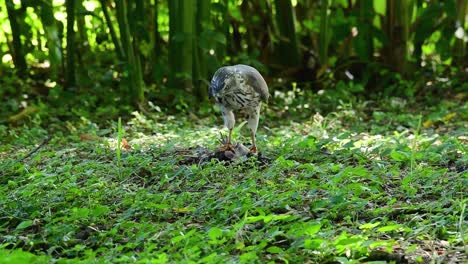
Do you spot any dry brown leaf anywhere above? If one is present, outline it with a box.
[121,138,131,150]
[80,133,99,142]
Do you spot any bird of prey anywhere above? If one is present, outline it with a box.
[209,64,269,153]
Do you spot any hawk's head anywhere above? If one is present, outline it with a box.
[208,67,230,100]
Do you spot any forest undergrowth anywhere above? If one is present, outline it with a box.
[1,87,466,263]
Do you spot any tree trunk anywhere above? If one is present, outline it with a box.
[318,0,329,66]
[99,0,124,60]
[76,2,89,47]
[116,0,128,57]
[37,0,62,80]
[151,0,162,64]
[168,0,180,88]
[66,0,76,89]
[274,0,300,67]
[453,0,467,68]
[222,0,230,60]
[412,1,441,66]
[5,0,27,76]
[168,0,194,91]
[179,0,195,90]
[115,0,144,105]
[75,0,89,69]
[133,0,149,78]
[194,0,210,99]
[215,0,229,60]
[154,0,161,55]
[383,0,413,75]
[354,0,374,61]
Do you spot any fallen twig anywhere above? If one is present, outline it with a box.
[17,135,52,162]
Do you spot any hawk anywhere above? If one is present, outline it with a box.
[209,64,269,153]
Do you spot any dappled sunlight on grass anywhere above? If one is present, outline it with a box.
[0,98,466,263]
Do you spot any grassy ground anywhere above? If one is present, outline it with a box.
[0,93,466,263]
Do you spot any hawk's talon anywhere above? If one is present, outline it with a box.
[220,143,235,152]
[249,146,258,154]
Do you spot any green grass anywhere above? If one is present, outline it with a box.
[0,95,466,263]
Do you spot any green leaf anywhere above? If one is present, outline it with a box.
[152,253,168,264]
[335,237,362,246]
[304,238,325,249]
[171,235,184,244]
[239,252,257,264]
[208,227,223,240]
[212,32,226,45]
[275,156,295,168]
[16,220,33,230]
[352,166,369,177]
[246,215,265,223]
[334,256,350,264]
[266,246,283,254]
[199,252,217,263]
[91,205,110,217]
[73,208,90,218]
[390,150,410,161]
[305,224,322,236]
[264,214,295,223]
[0,249,49,263]
[373,0,385,15]
[299,136,317,149]
[377,224,401,232]
[359,222,381,230]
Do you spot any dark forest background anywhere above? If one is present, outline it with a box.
[1,0,466,123]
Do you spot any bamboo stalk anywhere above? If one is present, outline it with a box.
[180,0,194,90]
[220,0,229,60]
[168,0,180,87]
[116,0,128,58]
[99,0,124,60]
[383,0,412,75]
[152,0,161,62]
[194,0,210,99]
[454,0,467,67]
[37,0,62,80]
[5,0,27,76]
[274,0,300,67]
[319,0,329,65]
[355,0,374,61]
[66,0,76,88]
[116,0,144,104]
[76,2,89,49]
